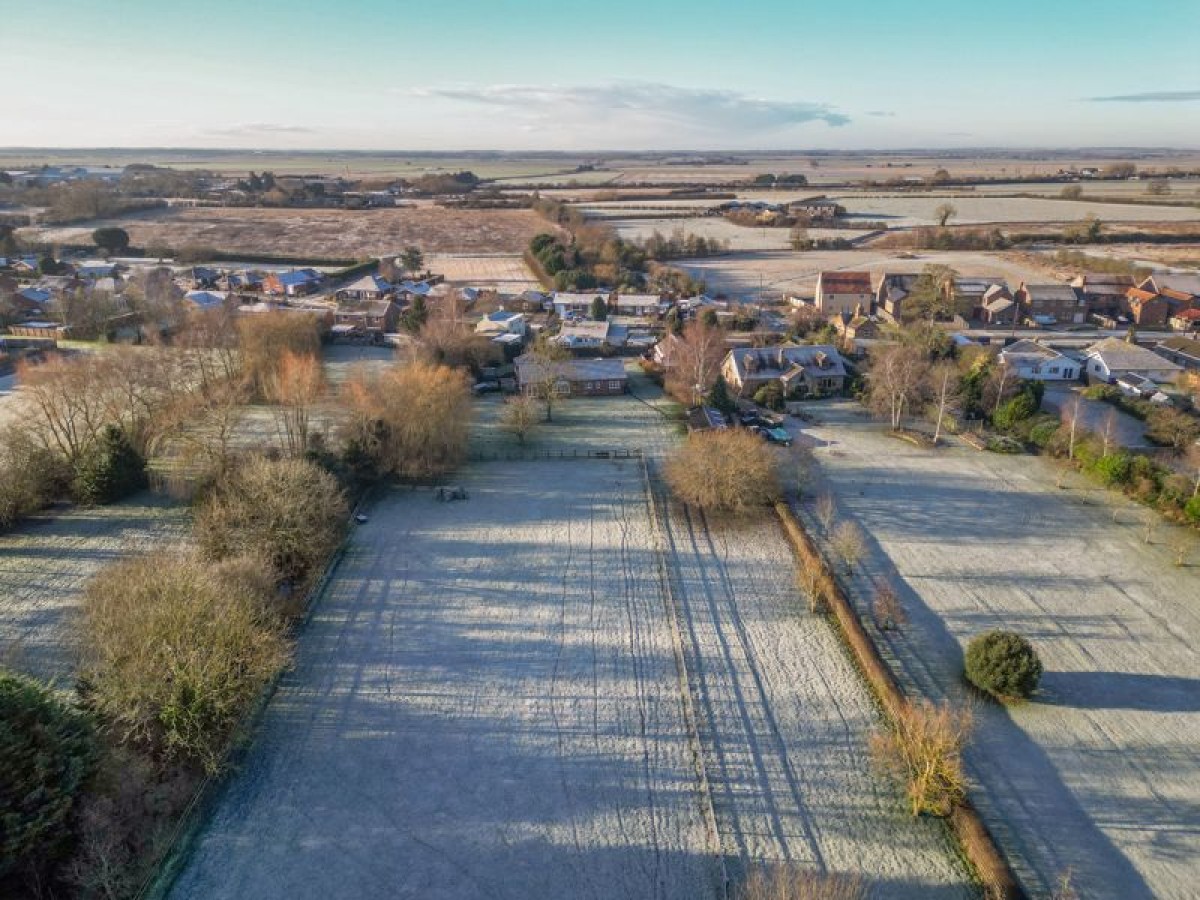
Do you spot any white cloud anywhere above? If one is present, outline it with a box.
[1087,90,1200,103]
[407,82,850,141]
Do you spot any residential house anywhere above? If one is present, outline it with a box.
[1014,282,1087,325]
[787,197,844,220]
[515,289,551,313]
[263,268,324,297]
[612,293,666,318]
[979,284,1016,326]
[553,291,610,318]
[514,354,628,396]
[474,310,527,338]
[338,274,393,303]
[998,339,1080,381]
[1122,287,1170,327]
[1155,335,1200,371]
[1168,308,1200,332]
[333,299,399,335]
[72,260,119,280]
[1083,336,1183,384]
[874,273,921,322]
[815,271,873,317]
[1129,274,1198,323]
[554,320,614,350]
[947,278,1001,319]
[721,344,847,399]
[1071,274,1134,319]
[184,290,228,311]
[832,306,879,341]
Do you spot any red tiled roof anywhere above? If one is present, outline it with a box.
[818,271,872,291]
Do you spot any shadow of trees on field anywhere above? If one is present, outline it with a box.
[1039,671,1200,713]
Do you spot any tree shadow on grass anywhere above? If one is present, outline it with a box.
[1038,671,1200,713]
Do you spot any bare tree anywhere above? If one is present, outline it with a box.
[1062,393,1084,461]
[665,318,726,405]
[873,578,908,631]
[1099,407,1118,457]
[264,350,324,457]
[815,491,837,533]
[500,394,540,445]
[523,336,571,423]
[831,520,867,574]
[865,344,930,430]
[934,202,957,227]
[870,700,973,817]
[927,361,959,444]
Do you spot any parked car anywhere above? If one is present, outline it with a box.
[753,425,793,446]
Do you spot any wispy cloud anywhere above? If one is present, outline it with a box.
[1087,90,1200,103]
[866,110,895,117]
[407,82,850,134]
[204,123,319,137]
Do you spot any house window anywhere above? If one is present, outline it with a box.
[1048,366,1059,374]
[608,380,622,390]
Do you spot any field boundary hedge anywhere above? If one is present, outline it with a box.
[773,501,1024,899]
[138,490,371,900]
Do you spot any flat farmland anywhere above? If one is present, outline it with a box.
[677,249,1053,298]
[167,460,717,900]
[426,253,541,291]
[831,194,1200,227]
[794,401,1200,900]
[0,493,188,685]
[166,453,973,897]
[607,217,848,252]
[21,206,556,257]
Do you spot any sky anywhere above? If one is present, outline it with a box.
[2,0,1198,151]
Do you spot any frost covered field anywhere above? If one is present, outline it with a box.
[168,454,972,900]
[795,402,1200,900]
[0,494,189,684]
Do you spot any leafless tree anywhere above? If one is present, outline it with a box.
[665,318,726,405]
[927,362,959,445]
[1062,393,1084,461]
[873,578,908,631]
[264,350,324,457]
[665,430,781,515]
[831,520,867,574]
[523,336,571,422]
[500,394,540,445]
[1099,407,1118,457]
[865,344,929,430]
[815,491,837,533]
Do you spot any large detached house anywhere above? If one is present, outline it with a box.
[1155,335,1200,371]
[998,339,1079,381]
[1015,282,1087,325]
[721,344,846,399]
[263,268,324,297]
[815,271,873,317]
[1083,337,1183,385]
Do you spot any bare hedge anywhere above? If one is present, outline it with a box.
[665,429,781,515]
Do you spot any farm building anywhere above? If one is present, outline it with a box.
[815,271,873,317]
[514,354,628,396]
[1015,282,1087,325]
[1083,337,1183,385]
[721,344,846,399]
[787,197,844,219]
[998,339,1080,381]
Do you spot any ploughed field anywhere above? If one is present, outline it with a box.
[795,401,1200,900]
[166,456,971,900]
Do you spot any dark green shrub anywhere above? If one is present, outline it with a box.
[708,374,737,416]
[753,381,784,411]
[0,671,97,882]
[71,425,147,505]
[964,631,1043,700]
[1028,419,1060,449]
[1186,494,1200,524]
[993,390,1039,431]
[1091,452,1133,486]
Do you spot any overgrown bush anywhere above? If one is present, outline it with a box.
[80,552,290,772]
[0,426,70,529]
[754,381,785,411]
[964,630,1043,700]
[665,429,781,515]
[195,455,348,586]
[71,424,147,505]
[1091,452,1133,486]
[739,865,865,900]
[0,671,97,885]
[870,700,972,817]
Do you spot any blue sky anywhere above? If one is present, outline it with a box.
[3,0,1198,149]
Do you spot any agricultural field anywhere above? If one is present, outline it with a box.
[426,253,541,291]
[0,493,189,685]
[676,249,1053,299]
[830,194,1200,227]
[19,206,556,258]
[166,457,972,900]
[792,401,1200,900]
[607,217,849,253]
